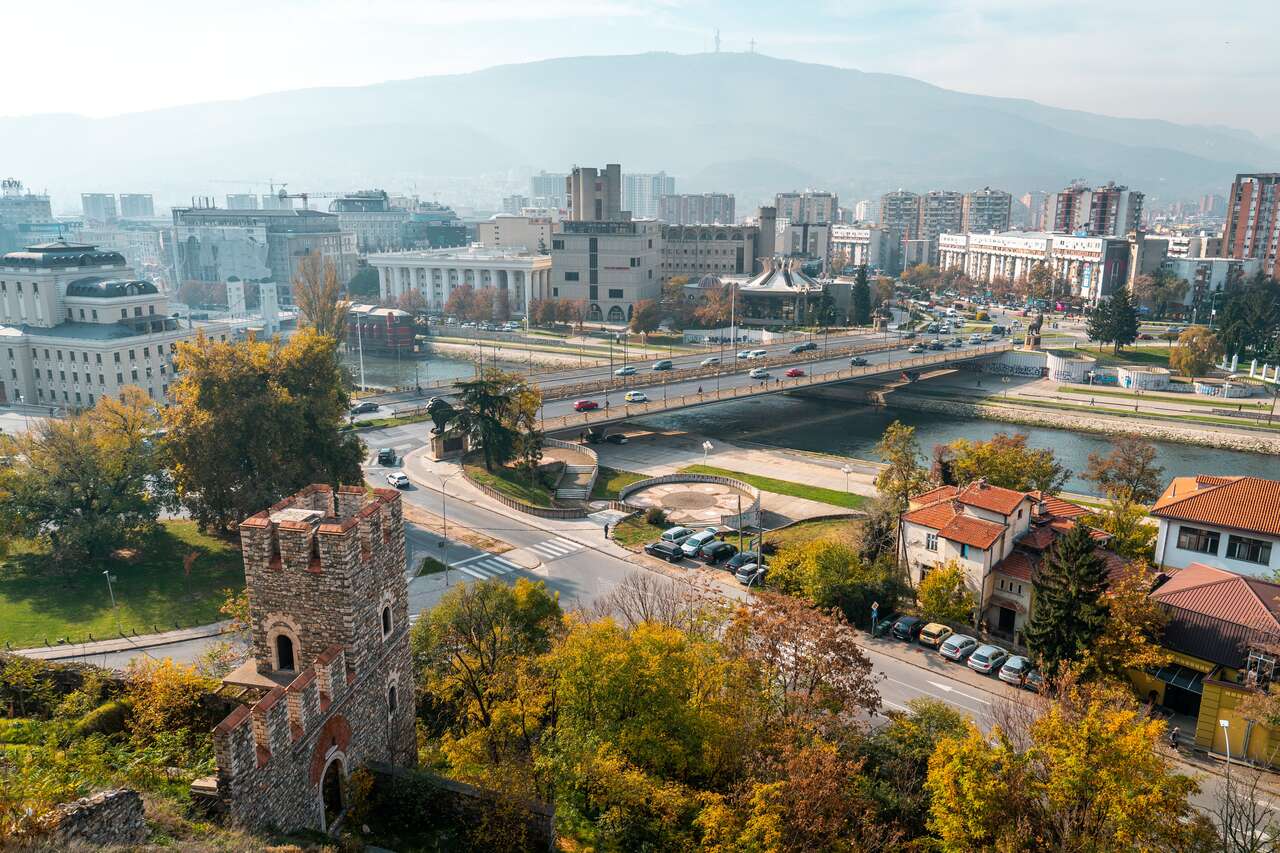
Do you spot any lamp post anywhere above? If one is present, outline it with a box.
[701,440,713,464]
[102,570,120,633]
[1220,718,1232,771]
[435,470,463,587]
[841,464,852,493]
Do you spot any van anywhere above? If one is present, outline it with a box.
[652,359,673,371]
[660,526,694,545]
[748,349,768,359]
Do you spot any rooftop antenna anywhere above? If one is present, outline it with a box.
[714,29,721,53]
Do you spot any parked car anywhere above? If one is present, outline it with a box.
[735,563,766,585]
[998,655,1034,686]
[615,365,637,376]
[948,338,964,348]
[749,367,770,379]
[872,612,900,637]
[652,359,673,371]
[968,333,983,344]
[624,390,648,403]
[907,344,925,354]
[748,349,768,359]
[726,550,765,571]
[1023,669,1046,693]
[385,471,410,489]
[681,528,719,558]
[919,623,954,649]
[376,448,396,465]
[660,526,695,545]
[573,399,599,412]
[644,540,685,562]
[700,541,738,565]
[849,356,868,366]
[700,356,721,367]
[785,367,805,377]
[939,634,979,662]
[789,342,817,354]
[891,616,924,642]
[967,644,1010,675]
[350,401,379,415]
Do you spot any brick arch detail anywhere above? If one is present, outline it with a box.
[308,715,353,786]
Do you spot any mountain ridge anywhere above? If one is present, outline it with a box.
[3,51,1271,208]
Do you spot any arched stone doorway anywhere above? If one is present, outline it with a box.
[321,755,345,831]
[275,634,295,671]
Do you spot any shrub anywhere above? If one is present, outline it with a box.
[645,507,669,527]
[75,699,133,737]
[124,658,217,744]
[975,310,989,321]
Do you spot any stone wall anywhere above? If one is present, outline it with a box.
[882,391,1280,454]
[38,788,147,848]
[365,762,556,853]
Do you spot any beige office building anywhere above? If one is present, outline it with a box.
[550,219,661,324]
[476,215,555,253]
[367,246,552,317]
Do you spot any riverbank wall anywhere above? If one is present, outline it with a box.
[425,340,606,369]
[879,390,1280,454]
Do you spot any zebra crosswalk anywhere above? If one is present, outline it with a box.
[451,553,521,580]
[525,537,583,561]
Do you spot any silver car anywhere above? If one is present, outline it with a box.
[998,655,1033,686]
[967,644,1010,675]
[680,528,719,558]
[939,634,979,662]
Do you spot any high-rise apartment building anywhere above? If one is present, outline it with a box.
[502,195,530,216]
[854,199,879,223]
[917,191,964,263]
[623,172,675,219]
[530,171,568,210]
[657,193,735,225]
[961,188,1012,234]
[567,164,624,222]
[225,193,260,210]
[81,193,117,224]
[1221,173,1280,279]
[328,190,409,252]
[1020,191,1048,230]
[775,190,838,225]
[118,194,155,219]
[1045,182,1143,237]
[878,190,920,274]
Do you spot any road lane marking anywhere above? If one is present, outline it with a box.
[926,680,992,705]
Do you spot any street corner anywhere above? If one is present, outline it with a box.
[501,548,545,571]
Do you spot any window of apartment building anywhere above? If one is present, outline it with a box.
[120,309,127,319]
[552,287,559,297]
[552,239,564,250]
[143,347,150,358]
[5,348,10,359]
[608,289,624,299]
[629,257,639,267]
[91,309,97,320]
[564,272,579,281]
[113,352,121,363]
[131,369,138,381]
[959,544,970,559]
[589,286,599,300]
[88,394,94,406]
[589,270,598,285]
[116,372,123,384]
[78,309,85,320]
[55,350,62,361]
[31,283,37,295]
[1177,525,1220,554]
[133,307,142,317]
[98,374,104,385]
[95,353,101,364]
[1227,535,1273,566]
[36,389,42,400]
[9,369,15,381]
[74,392,81,405]
[148,305,155,315]
[71,372,77,383]
[58,370,65,381]
[128,350,136,361]
[925,533,939,552]
[45,369,51,380]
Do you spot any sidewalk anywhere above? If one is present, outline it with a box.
[14,621,231,661]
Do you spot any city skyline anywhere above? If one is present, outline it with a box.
[2,1,1278,137]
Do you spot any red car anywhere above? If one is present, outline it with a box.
[785,367,805,377]
[573,399,599,412]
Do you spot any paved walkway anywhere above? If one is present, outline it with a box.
[14,621,231,660]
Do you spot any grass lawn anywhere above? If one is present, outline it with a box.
[612,515,667,547]
[679,464,870,511]
[417,556,446,576]
[1056,385,1270,409]
[343,412,432,431]
[462,453,558,507]
[986,395,1280,432]
[591,465,649,501]
[0,521,245,649]
[1076,345,1172,368]
[765,517,862,550]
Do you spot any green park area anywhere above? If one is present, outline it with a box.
[680,464,870,510]
[0,521,245,649]
[462,452,561,507]
[1075,345,1172,368]
[765,516,863,550]
[1056,385,1272,409]
[590,465,648,501]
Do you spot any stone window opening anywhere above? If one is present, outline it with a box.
[309,533,322,568]
[387,684,398,715]
[381,605,392,638]
[269,534,282,569]
[274,634,296,672]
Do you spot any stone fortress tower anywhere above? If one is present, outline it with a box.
[200,484,416,832]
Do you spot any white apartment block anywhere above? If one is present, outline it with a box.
[830,225,888,270]
[775,191,838,225]
[550,219,661,324]
[1152,476,1280,577]
[0,241,232,410]
[1161,257,1260,307]
[938,231,1132,302]
[622,173,675,220]
[368,246,552,317]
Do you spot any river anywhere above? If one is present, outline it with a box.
[339,350,478,390]
[634,394,1277,494]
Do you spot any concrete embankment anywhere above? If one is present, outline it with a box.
[425,340,606,369]
[879,390,1280,454]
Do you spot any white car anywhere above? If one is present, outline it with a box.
[748,367,770,379]
[748,349,768,359]
[700,356,721,367]
[680,528,719,558]
[386,471,410,489]
[615,365,638,376]
[736,350,752,359]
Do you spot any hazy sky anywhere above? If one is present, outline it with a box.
[5,0,1278,136]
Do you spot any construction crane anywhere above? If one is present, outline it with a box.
[272,188,349,210]
[210,178,288,193]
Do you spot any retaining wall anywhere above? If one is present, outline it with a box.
[619,473,762,529]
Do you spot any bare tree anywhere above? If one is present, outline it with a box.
[1214,765,1280,853]
[292,254,349,339]
[587,571,725,639]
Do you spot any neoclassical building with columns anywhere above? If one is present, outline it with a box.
[367,246,552,316]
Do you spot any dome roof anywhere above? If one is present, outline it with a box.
[2,241,126,269]
[65,277,160,298]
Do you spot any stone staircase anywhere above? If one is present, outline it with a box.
[546,437,599,501]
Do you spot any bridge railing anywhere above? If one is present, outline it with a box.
[541,342,1013,435]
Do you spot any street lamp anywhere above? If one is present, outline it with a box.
[841,464,852,492]
[434,470,464,587]
[1220,718,1232,770]
[102,570,120,633]
[701,440,713,464]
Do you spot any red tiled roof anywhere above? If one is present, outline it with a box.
[1152,563,1280,630]
[996,551,1036,581]
[902,500,960,530]
[1027,490,1089,519]
[939,514,1007,549]
[956,481,1029,516]
[910,485,959,508]
[1151,476,1280,537]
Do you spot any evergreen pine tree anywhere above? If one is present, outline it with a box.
[1086,298,1112,347]
[852,266,872,325]
[1107,287,1140,353]
[1023,524,1111,676]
